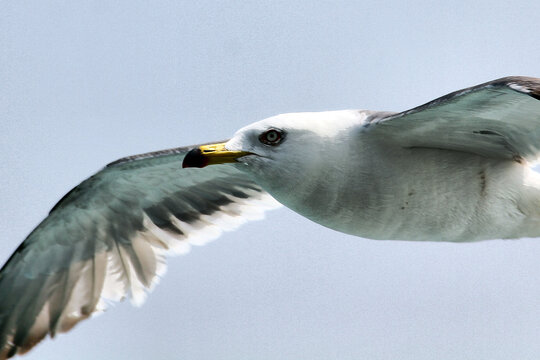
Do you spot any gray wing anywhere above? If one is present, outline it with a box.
[367,76,540,162]
[0,144,281,359]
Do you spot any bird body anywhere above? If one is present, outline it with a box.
[270,138,540,242]
[2,76,540,358]
[229,110,540,242]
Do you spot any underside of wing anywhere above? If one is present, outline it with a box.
[367,76,540,163]
[0,144,281,359]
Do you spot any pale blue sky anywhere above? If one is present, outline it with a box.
[2,1,540,359]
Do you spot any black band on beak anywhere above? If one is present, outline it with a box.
[182,148,209,168]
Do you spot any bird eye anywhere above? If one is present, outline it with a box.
[259,129,284,146]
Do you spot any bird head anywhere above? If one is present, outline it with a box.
[182,110,366,204]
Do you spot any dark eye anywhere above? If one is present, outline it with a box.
[259,129,284,146]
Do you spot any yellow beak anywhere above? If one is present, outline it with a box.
[182,142,252,168]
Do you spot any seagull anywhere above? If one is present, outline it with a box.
[1,76,540,358]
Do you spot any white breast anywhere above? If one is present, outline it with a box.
[263,140,540,242]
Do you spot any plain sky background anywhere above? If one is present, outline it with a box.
[2,1,540,359]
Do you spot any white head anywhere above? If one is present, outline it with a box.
[225,111,364,191]
[183,110,368,215]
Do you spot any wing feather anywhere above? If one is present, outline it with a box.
[369,76,540,162]
[0,144,281,358]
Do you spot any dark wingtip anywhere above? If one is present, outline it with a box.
[182,148,208,168]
